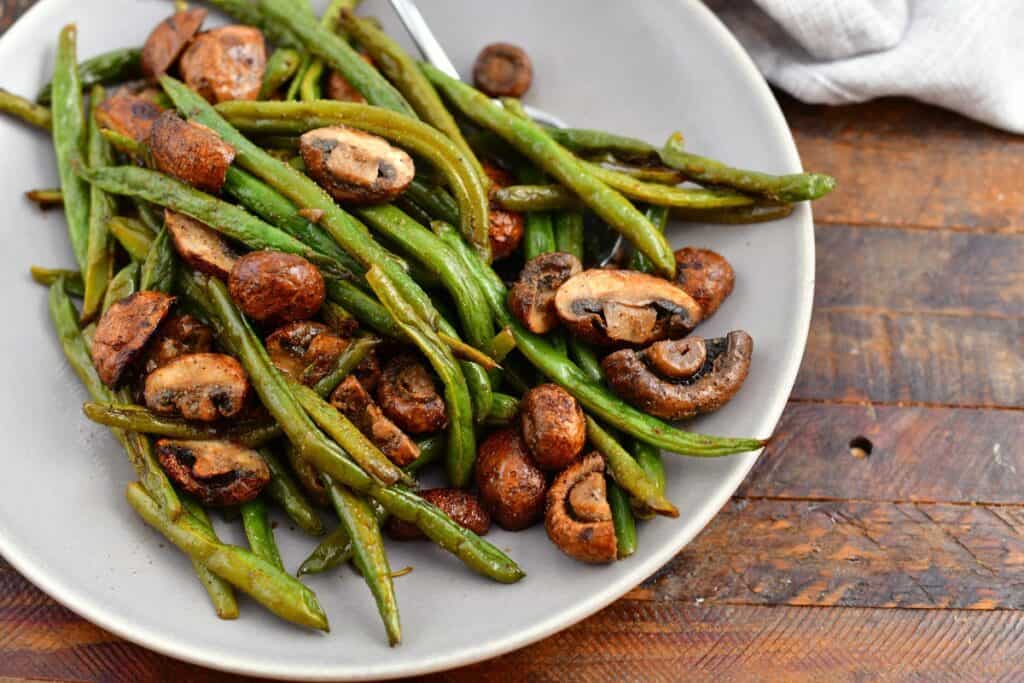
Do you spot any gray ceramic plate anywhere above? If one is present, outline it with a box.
[0,0,813,679]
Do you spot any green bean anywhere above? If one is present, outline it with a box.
[661,132,836,202]
[403,434,445,475]
[32,266,84,296]
[52,25,91,270]
[584,161,753,209]
[568,337,603,384]
[425,66,675,277]
[492,184,578,211]
[324,279,400,338]
[366,266,477,488]
[37,47,142,104]
[607,479,637,559]
[107,216,155,262]
[462,359,494,425]
[286,53,312,101]
[262,446,324,535]
[133,198,164,233]
[101,263,138,312]
[260,48,303,99]
[82,86,116,322]
[403,178,459,225]
[485,392,519,425]
[49,281,181,517]
[299,58,325,101]
[127,482,329,630]
[673,203,796,224]
[554,210,584,260]
[589,156,685,185]
[287,378,407,486]
[324,477,401,646]
[312,335,379,397]
[100,128,148,163]
[259,0,415,115]
[585,417,677,517]
[215,99,491,261]
[490,327,516,362]
[140,226,177,293]
[0,88,52,129]
[241,497,286,571]
[628,205,668,273]
[545,127,658,163]
[82,401,282,446]
[514,165,556,259]
[630,439,666,520]
[25,188,63,208]
[297,525,352,576]
[179,497,239,619]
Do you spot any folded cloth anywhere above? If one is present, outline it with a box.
[707,0,1024,133]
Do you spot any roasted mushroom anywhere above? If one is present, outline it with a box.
[325,69,367,103]
[156,439,269,506]
[508,252,582,334]
[472,43,533,98]
[299,126,415,205]
[386,488,490,540]
[94,89,165,142]
[149,111,236,193]
[141,8,207,80]
[140,313,214,375]
[520,384,586,470]
[674,247,735,318]
[483,163,524,261]
[601,331,753,421]
[228,251,326,325]
[330,376,420,466]
[179,25,267,103]
[475,428,547,531]
[144,352,249,421]
[164,210,239,279]
[545,452,617,564]
[91,291,176,387]
[554,269,703,346]
[265,321,378,388]
[376,354,447,435]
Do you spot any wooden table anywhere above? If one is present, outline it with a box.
[3,3,1023,681]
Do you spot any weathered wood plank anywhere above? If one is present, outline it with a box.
[784,95,1024,233]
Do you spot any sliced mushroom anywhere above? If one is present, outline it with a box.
[473,43,533,98]
[265,321,378,389]
[520,383,586,470]
[141,8,207,80]
[266,321,331,380]
[508,252,582,334]
[156,439,269,506]
[545,452,617,564]
[386,488,491,540]
[376,354,447,435]
[164,210,239,279]
[475,427,547,531]
[94,89,165,142]
[91,291,176,387]
[674,247,735,318]
[554,269,703,346]
[179,25,267,103]
[330,376,420,466]
[299,126,415,205]
[149,111,236,193]
[483,163,524,261]
[228,251,326,325]
[601,331,753,421]
[140,313,214,375]
[325,69,367,103]
[144,352,249,421]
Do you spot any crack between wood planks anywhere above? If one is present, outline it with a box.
[732,494,1024,509]
[814,305,1024,322]
[814,218,1024,235]
[785,396,1024,413]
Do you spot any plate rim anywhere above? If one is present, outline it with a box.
[0,0,815,679]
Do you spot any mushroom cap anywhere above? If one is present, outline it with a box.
[545,452,617,564]
[508,252,583,334]
[144,352,249,422]
[299,126,415,205]
[386,488,491,540]
[164,210,239,279]
[265,321,331,380]
[149,111,236,193]
[376,354,448,435]
[554,269,703,346]
[141,8,207,80]
[483,163,524,261]
[94,89,165,142]
[330,375,420,466]
[520,383,586,470]
[602,331,753,421]
[156,439,269,506]
[91,291,176,387]
[674,247,735,318]
[475,427,547,531]
[228,251,326,325]
[179,25,267,103]
[472,43,533,98]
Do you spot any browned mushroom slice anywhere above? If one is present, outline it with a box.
[376,354,448,435]
[473,43,533,98]
[149,111,236,193]
[386,488,491,540]
[228,251,326,325]
[601,331,753,421]
[483,163,524,261]
[299,126,415,205]
[144,352,249,422]
[156,439,269,506]
[325,70,367,103]
[544,452,617,564]
[91,291,176,387]
[554,269,703,346]
[179,25,267,103]
[674,247,735,318]
[508,252,582,334]
[140,313,214,375]
[266,321,333,380]
[330,376,420,466]
[520,383,586,470]
[164,210,239,279]
[94,89,165,142]
[141,8,207,80]
[475,427,547,531]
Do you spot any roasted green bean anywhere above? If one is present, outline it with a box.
[241,496,286,571]
[37,47,142,104]
[297,525,352,576]
[31,266,84,296]
[52,25,91,270]
[82,401,282,446]
[25,188,63,208]
[81,86,116,322]
[607,479,637,558]
[180,497,240,619]
[628,205,668,273]
[107,216,155,261]
[0,88,52,129]
[312,335,379,397]
[262,446,324,536]
[586,417,677,517]
[260,48,303,99]
[139,226,176,293]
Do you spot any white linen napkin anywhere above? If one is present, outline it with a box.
[706,0,1024,133]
